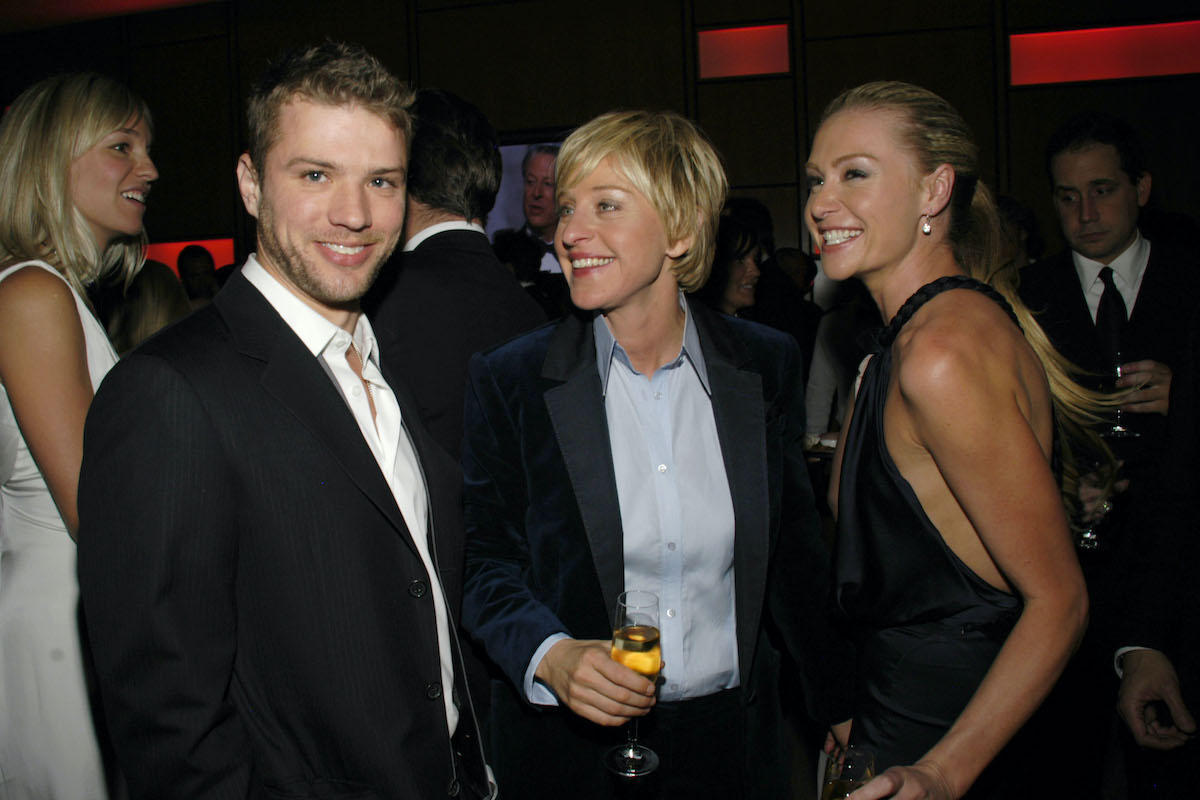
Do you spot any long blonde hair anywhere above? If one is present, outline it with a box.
[820,81,1114,518]
[0,73,152,296]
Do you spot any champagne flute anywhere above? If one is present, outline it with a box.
[822,745,875,800]
[1106,353,1139,440]
[605,590,661,778]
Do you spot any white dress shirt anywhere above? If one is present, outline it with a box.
[1073,232,1151,322]
[241,254,458,733]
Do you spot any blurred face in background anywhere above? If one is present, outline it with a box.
[720,248,760,315]
[523,151,557,239]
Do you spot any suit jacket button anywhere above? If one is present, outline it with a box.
[409,580,428,598]
[426,682,443,700]
[447,778,461,796]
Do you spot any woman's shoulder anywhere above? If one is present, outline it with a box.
[893,289,1025,399]
[0,260,79,321]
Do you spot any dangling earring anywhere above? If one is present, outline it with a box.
[921,215,932,235]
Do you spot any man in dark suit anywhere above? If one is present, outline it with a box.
[460,110,849,799]
[77,43,491,799]
[1113,309,1199,798]
[365,88,545,458]
[1018,111,1196,796]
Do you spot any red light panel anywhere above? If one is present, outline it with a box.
[1011,21,1200,86]
[146,238,236,276]
[698,25,790,80]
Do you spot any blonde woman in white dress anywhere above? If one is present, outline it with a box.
[0,73,156,799]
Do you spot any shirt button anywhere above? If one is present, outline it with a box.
[654,391,662,400]
[351,385,362,397]
[658,464,667,473]
[408,580,427,598]
[666,608,676,618]
[670,682,679,690]
[426,682,443,700]
[667,542,676,551]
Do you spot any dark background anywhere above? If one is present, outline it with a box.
[2,0,1197,259]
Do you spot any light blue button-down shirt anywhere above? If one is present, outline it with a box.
[524,298,738,704]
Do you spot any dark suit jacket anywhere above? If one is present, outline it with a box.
[1118,304,1200,701]
[365,229,546,457]
[77,271,488,799]
[1019,243,1194,458]
[459,298,848,797]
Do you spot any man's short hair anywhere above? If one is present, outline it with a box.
[1045,111,1147,185]
[245,41,414,171]
[521,142,560,175]
[555,110,727,292]
[407,89,501,222]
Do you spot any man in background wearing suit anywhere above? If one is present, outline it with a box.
[1018,111,1197,797]
[366,88,545,458]
[78,42,491,799]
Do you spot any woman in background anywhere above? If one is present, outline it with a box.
[0,73,156,799]
[696,212,762,316]
[809,81,1100,798]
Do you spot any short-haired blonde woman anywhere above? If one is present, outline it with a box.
[0,72,156,798]
[810,82,1099,799]
[460,109,847,799]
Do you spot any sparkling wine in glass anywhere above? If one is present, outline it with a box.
[822,745,874,800]
[605,590,661,778]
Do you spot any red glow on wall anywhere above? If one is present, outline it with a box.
[1010,21,1200,86]
[146,239,235,276]
[698,25,790,80]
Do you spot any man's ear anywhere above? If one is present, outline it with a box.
[1135,171,1152,208]
[924,163,955,219]
[236,153,261,219]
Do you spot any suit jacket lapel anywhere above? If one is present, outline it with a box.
[690,300,769,677]
[542,313,625,618]
[214,273,416,553]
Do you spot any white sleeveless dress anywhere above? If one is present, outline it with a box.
[0,260,117,799]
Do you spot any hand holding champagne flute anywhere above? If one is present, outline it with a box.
[606,590,662,777]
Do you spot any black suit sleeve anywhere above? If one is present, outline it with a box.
[78,354,254,800]
[763,335,855,725]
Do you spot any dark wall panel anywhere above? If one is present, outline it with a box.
[1005,0,1198,30]
[694,0,789,26]
[697,78,797,186]
[130,36,236,241]
[415,0,687,134]
[805,0,990,40]
[804,28,1000,188]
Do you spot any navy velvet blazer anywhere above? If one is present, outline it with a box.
[78,271,488,800]
[459,297,847,793]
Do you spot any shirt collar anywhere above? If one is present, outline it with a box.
[402,219,486,252]
[240,253,379,365]
[1072,230,1150,291]
[593,293,710,396]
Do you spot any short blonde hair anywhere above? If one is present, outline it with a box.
[555,110,727,292]
[246,41,414,171]
[0,73,152,295]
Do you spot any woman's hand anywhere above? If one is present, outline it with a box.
[850,761,954,800]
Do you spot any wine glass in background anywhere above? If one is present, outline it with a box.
[605,590,661,778]
[1106,354,1140,440]
[822,745,875,800]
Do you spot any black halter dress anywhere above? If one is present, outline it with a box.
[835,276,1024,786]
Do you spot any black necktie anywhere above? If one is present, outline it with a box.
[1095,266,1126,367]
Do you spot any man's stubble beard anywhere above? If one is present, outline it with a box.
[255,194,398,310]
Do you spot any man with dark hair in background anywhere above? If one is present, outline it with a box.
[366,88,545,458]
[1018,110,1198,798]
[176,243,219,309]
[78,43,492,799]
